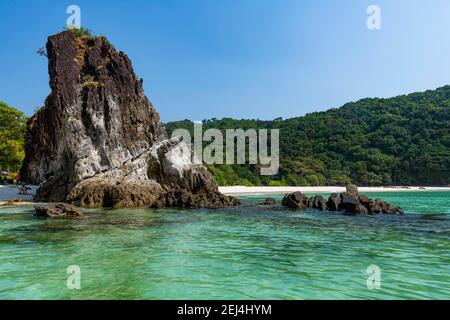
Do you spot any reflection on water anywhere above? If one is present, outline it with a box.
[0,192,449,299]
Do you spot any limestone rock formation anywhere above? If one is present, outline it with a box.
[20,30,238,209]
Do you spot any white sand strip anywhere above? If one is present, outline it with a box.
[219,186,450,195]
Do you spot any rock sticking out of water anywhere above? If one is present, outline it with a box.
[34,203,84,218]
[282,185,404,215]
[20,30,238,209]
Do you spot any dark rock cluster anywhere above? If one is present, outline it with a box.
[20,30,238,209]
[282,185,404,215]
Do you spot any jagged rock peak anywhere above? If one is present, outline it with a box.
[20,30,238,209]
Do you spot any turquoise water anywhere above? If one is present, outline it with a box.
[0,191,449,299]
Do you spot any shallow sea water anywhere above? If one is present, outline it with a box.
[0,191,449,299]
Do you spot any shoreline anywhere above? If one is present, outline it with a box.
[2,185,450,206]
[0,201,47,206]
[219,186,450,196]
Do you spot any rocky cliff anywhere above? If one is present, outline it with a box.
[21,30,238,209]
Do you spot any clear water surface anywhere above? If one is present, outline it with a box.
[0,191,449,299]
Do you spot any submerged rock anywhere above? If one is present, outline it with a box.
[20,30,238,209]
[261,198,277,205]
[34,203,84,218]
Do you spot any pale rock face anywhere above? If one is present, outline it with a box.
[149,137,194,185]
[20,31,238,209]
[161,140,193,179]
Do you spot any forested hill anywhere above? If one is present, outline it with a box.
[165,86,450,186]
[1,86,449,186]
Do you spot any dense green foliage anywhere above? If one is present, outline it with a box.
[0,102,27,174]
[1,86,449,185]
[166,86,450,186]
[64,26,93,38]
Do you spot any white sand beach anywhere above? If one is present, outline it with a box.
[2,184,450,206]
[0,185,38,205]
[219,186,450,196]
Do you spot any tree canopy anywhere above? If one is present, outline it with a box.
[0,101,27,174]
[1,85,449,185]
[166,86,450,186]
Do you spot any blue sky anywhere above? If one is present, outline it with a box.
[1,0,450,122]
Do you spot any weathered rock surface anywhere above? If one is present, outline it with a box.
[340,192,359,212]
[34,203,84,218]
[20,30,238,209]
[312,195,327,211]
[326,193,341,211]
[346,184,359,195]
[281,185,403,215]
[282,192,308,209]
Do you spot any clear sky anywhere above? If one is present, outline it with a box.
[1,0,450,122]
